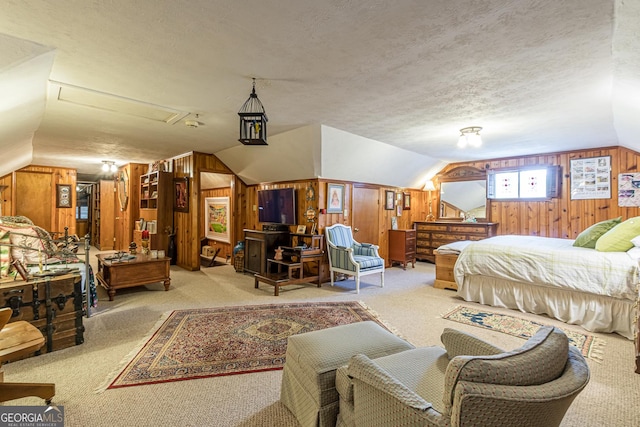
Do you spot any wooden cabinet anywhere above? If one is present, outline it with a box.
[135,171,172,251]
[91,180,115,250]
[388,229,416,269]
[414,221,499,262]
[243,230,290,276]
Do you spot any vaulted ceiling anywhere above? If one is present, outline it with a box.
[1,1,639,186]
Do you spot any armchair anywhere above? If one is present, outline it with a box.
[336,326,589,427]
[324,224,384,294]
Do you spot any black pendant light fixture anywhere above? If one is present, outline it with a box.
[238,78,268,145]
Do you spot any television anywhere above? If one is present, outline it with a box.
[257,188,297,225]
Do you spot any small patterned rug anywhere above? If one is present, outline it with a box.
[97,301,392,391]
[442,305,604,361]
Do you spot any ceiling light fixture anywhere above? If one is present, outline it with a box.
[102,160,118,173]
[238,78,268,145]
[458,126,483,148]
[185,114,200,128]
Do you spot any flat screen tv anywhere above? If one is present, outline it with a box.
[257,188,296,225]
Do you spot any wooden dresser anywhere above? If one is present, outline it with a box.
[414,221,499,262]
[388,229,416,269]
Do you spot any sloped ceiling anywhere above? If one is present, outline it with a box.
[0,1,639,187]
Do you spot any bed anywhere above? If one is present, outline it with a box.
[0,215,97,313]
[444,235,639,340]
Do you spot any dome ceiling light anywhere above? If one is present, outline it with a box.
[458,126,483,148]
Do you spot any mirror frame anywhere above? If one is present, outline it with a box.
[436,166,488,221]
[117,169,129,211]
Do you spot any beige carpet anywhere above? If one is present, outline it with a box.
[3,251,639,427]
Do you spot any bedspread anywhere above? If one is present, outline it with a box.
[453,235,639,302]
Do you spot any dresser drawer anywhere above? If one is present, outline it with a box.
[449,225,487,234]
[416,224,448,232]
[413,221,499,262]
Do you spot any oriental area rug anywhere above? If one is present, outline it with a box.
[442,305,604,361]
[97,301,393,391]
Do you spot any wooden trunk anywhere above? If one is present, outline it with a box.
[0,274,84,356]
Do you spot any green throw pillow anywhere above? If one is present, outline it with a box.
[573,217,622,248]
[595,216,640,252]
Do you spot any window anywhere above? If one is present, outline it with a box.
[487,166,561,200]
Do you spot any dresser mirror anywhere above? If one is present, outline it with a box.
[438,167,487,220]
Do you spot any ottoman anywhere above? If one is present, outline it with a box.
[279,320,415,427]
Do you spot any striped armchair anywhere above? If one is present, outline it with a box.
[324,224,384,294]
[337,326,590,427]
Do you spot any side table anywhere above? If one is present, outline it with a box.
[254,247,324,296]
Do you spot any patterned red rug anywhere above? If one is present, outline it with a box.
[98,301,392,391]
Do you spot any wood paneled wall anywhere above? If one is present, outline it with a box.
[172,151,238,270]
[1,165,77,234]
[243,179,426,266]
[436,146,640,238]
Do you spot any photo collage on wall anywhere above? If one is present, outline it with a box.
[570,156,611,200]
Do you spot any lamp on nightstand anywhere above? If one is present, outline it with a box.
[423,181,436,221]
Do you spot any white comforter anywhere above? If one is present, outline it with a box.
[453,235,639,302]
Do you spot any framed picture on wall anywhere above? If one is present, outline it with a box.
[174,177,189,212]
[327,183,344,213]
[56,184,72,208]
[205,197,230,243]
[403,192,411,210]
[384,190,395,210]
[570,156,611,200]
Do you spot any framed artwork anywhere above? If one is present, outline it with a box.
[56,184,72,208]
[174,177,189,212]
[327,183,344,213]
[570,156,611,200]
[384,190,395,210]
[296,225,307,234]
[618,172,640,207]
[205,197,230,243]
[396,203,403,217]
[403,192,411,210]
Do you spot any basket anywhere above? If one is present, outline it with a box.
[234,250,244,272]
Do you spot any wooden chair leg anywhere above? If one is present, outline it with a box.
[0,382,55,405]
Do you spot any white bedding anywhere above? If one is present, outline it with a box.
[453,235,639,338]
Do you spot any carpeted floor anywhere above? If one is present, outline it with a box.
[99,301,391,390]
[2,251,639,427]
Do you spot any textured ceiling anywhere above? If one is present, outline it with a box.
[0,0,639,183]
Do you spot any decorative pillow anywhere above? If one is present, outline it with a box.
[0,230,10,278]
[573,217,621,248]
[0,224,53,265]
[595,216,640,252]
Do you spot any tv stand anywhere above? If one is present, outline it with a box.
[262,223,289,232]
[243,229,290,275]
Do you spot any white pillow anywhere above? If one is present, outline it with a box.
[631,235,640,247]
[627,246,640,259]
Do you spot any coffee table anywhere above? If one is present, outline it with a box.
[96,253,171,301]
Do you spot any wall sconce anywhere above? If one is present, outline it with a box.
[458,126,483,148]
[423,181,436,221]
[102,161,118,173]
[238,78,268,145]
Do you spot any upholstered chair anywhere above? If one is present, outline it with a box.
[324,224,384,293]
[336,325,590,427]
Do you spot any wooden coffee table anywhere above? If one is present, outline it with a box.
[96,253,171,301]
